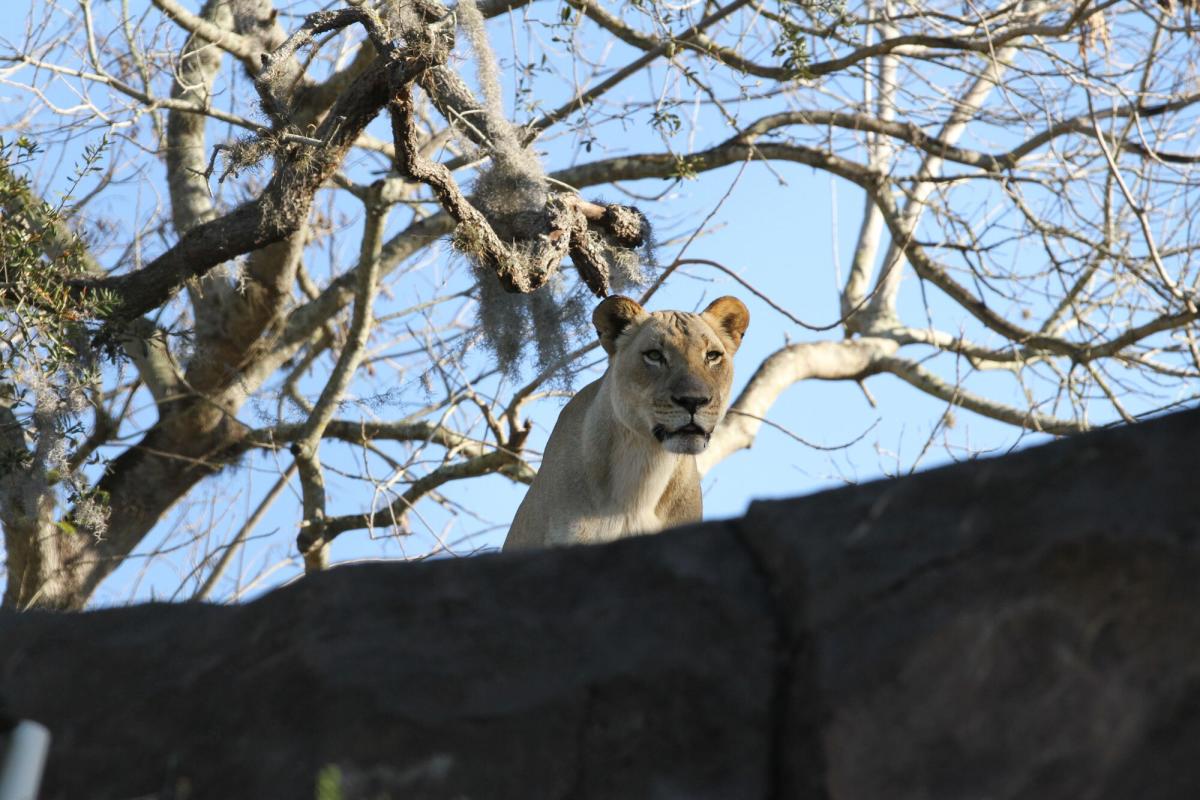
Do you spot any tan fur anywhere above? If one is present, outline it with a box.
[503,295,749,550]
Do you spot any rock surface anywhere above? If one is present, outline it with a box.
[3,408,1200,799]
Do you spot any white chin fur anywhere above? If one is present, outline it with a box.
[662,434,709,455]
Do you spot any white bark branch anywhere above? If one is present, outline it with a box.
[843,0,897,324]
[868,44,1016,318]
[699,338,900,474]
[879,357,1088,435]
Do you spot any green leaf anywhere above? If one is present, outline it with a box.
[314,765,343,800]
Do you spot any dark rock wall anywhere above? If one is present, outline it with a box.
[3,407,1199,799]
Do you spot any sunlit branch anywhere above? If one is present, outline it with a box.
[699,338,900,474]
[294,194,387,572]
[320,423,532,539]
[878,357,1089,435]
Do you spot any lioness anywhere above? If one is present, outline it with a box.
[503,294,749,550]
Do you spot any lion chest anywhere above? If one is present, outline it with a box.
[565,447,682,543]
[568,507,663,544]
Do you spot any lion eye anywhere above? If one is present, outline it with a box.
[643,349,664,365]
[705,350,723,363]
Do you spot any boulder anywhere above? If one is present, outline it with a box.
[3,407,1199,798]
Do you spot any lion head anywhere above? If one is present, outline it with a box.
[593,295,750,455]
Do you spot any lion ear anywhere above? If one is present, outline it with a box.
[701,296,750,352]
[593,295,648,355]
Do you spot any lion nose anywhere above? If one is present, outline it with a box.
[672,395,710,415]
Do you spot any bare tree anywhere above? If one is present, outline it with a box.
[1,0,1198,609]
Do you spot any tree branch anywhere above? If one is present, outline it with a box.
[246,419,505,462]
[68,60,394,323]
[801,0,1123,78]
[192,463,296,603]
[567,0,789,80]
[321,422,532,539]
[868,43,1016,319]
[528,0,758,135]
[699,338,899,474]
[879,357,1089,435]
[293,193,387,573]
[844,5,898,324]
[150,0,259,66]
